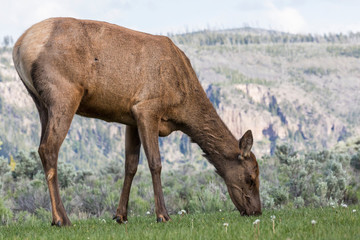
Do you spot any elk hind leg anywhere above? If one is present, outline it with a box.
[37,89,82,226]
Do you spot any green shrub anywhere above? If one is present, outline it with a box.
[0,197,13,225]
[13,180,50,214]
[35,207,51,222]
[350,152,360,170]
[259,145,354,208]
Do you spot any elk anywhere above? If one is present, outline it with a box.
[13,18,261,226]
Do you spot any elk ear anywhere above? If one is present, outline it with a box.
[239,130,253,157]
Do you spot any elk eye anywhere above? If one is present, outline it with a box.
[245,175,253,185]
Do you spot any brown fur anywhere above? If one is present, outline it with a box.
[13,17,261,226]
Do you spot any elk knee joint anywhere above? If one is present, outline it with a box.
[47,168,56,181]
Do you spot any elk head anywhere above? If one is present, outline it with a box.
[224,130,261,216]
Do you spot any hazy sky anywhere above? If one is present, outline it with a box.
[1,0,360,41]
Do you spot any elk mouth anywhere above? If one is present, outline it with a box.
[227,185,262,216]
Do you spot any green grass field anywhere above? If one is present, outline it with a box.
[1,206,359,240]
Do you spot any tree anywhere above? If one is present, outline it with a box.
[2,36,13,47]
[350,152,360,170]
[0,156,10,175]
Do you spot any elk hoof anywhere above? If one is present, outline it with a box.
[113,215,127,224]
[156,215,171,223]
[51,221,62,227]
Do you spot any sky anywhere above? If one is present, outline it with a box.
[1,0,360,41]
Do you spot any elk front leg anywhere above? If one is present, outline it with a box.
[114,126,141,224]
[132,103,170,222]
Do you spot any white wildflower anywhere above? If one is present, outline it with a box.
[219,209,222,212]
[341,203,348,208]
[223,222,229,233]
[253,219,260,225]
[311,220,317,225]
[178,209,186,215]
[146,211,151,215]
[352,209,357,213]
[271,215,276,234]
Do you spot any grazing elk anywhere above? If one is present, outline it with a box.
[13,18,261,226]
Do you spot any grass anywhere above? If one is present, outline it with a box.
[1,206,359,240]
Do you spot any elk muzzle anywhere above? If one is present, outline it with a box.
[227,185,262,216]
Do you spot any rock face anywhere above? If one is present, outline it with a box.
[218,83,346,156]
[1,29,360,170]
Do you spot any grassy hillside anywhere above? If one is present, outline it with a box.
[1,207,359,240]
[0,29,360,170]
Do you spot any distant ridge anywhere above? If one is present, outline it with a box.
[170,27,360,46]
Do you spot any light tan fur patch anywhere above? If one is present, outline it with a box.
[13,19,55,99]
[47,168,56,181]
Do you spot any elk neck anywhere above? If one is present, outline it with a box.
[180,98,240,175]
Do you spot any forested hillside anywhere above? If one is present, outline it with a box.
[0,28,360,171]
